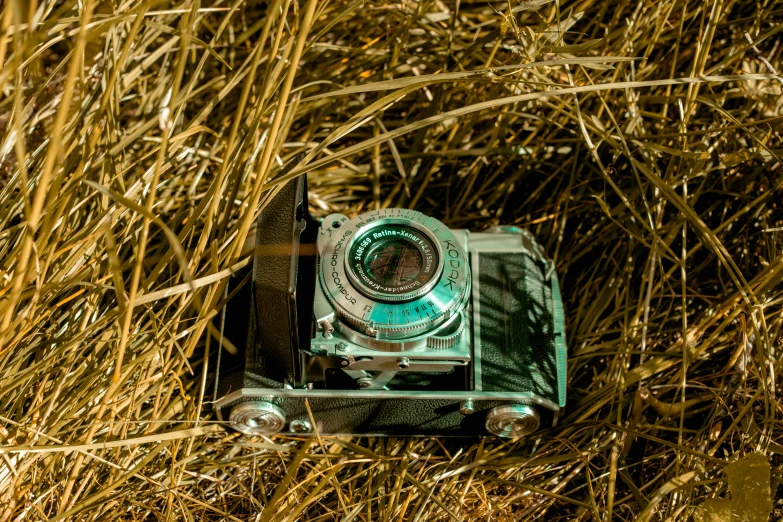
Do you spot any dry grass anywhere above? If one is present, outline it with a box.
[1,0,782,520]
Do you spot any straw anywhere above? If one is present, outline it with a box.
[0,0,781,519]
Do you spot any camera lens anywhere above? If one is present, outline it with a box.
[364,236,422,285]
[347,223,439,302]
[318,208,470,341]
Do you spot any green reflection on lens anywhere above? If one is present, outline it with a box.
[364,238,423,286]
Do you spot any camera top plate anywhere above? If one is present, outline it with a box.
[318,208,470,341]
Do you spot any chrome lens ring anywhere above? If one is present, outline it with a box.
[345,218,443,302]
[319,208,470,341]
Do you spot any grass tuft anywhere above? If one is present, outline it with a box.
[0,0,782,520]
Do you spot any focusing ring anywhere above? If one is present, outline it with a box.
[426,312,466,349]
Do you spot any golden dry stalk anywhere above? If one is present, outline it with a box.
[0,0,781,520]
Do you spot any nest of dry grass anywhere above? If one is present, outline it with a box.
[1,0,782,520]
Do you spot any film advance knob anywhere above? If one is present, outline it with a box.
[485,405,540,438]
[229,402,286,435]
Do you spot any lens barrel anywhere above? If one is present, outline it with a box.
[318,209,470,341]
[346,221,440,302]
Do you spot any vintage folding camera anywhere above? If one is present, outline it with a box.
[215,174,567,437]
